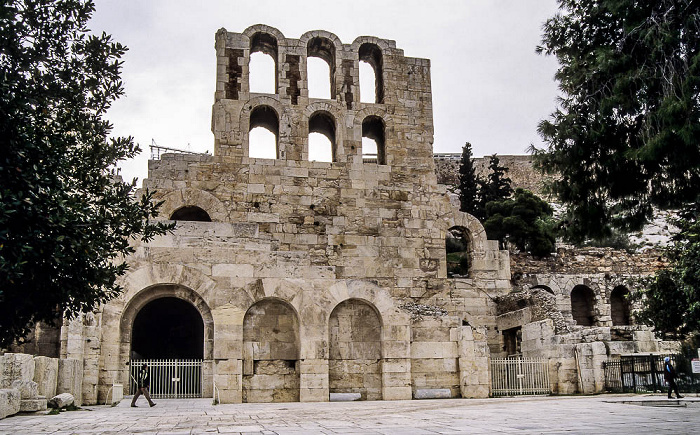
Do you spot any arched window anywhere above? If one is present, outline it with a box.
[308,111,336,162]
[446,226,471,277]
[531,285,555,295]
[362,115,386,164]
[307,37,335,99]
[358,43,384,104]
[249,32,277,94]
[170,206,212,222]
[249,105,279,159]
[571,285,595,327]
[610,286,631,326]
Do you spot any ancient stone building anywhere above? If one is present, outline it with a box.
[3,25,678,407]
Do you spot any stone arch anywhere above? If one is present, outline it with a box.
[327,280,410,352]
[531,285,555,295]
[242,297,300,402]
[610,285,631,326]
[159,188,228,222]
[328,298,383,400]
[571,284,595,327]
[444,209,488,255]
[242,24,286,44]
[240,96,288,159]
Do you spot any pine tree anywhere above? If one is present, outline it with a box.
[534,0,700,242]
[457,142,483,219]
[481,155,513,207]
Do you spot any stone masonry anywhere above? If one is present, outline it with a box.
[5,25,678,405]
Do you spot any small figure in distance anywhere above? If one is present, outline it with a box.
[664,357,683,399]
[131,363,157,407]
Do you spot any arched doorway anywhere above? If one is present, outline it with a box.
[329,299,382,400]
[131,297,204,359]
[128,295,207,398]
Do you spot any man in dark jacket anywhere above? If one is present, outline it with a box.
[664,357,683,399]
[131,363,157,407]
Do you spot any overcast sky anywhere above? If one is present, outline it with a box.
[90,0,561,185]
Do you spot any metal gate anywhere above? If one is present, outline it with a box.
[604,354,700,394]
[130,359,203,398]
[490,357,551,396]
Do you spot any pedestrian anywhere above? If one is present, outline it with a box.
[664,356,683,399]
[131,363,157,407]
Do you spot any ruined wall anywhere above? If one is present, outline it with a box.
[80,25,512,405]
[434,154,551,194]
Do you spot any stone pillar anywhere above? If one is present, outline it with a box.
[57,359,83,406]
[211,305,244,403]
[299,359,328,402]
[33,356,58,398]
[457,326,490,398]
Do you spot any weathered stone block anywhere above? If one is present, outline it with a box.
[57,359,83,406]
[414,388,451,399]
[0,353,34,388]
[0,389,20,419]
[10,380,37,400]
[19,397,47,412]
[33,356,58,399]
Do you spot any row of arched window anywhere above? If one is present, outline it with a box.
[567,284,631,326]
[247,32,384,104]
[249,106,386,163]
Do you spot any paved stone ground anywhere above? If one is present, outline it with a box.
[1,394,698,434]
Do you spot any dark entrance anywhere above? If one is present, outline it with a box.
[131,297,204,359]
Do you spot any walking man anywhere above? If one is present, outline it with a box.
[131,363,157,407]
[664,356,683,399]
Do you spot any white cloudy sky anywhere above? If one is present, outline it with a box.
[90,0,561,185]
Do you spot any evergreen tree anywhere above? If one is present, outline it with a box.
[481,154,513,207]
[635,205,700,337]
[534,0,700,243]
[483,189,557,257]
[458,142,483,219]
[0,0,172,347]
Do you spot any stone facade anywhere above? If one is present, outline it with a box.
[3,25,677,405]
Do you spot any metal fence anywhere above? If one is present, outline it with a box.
[130,359,203,399]
[490,357,551,397]
[604,354,700,394]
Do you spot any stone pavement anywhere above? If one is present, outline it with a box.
[0,394,698,434]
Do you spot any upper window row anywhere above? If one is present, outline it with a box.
[248,33,383,104]
[249,105,386,164]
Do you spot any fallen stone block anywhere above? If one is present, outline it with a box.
[329,392,361,401]
[414,388,452,399]
[19,397,47,412]
[0,389,21,419]
[48,393,75,409]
